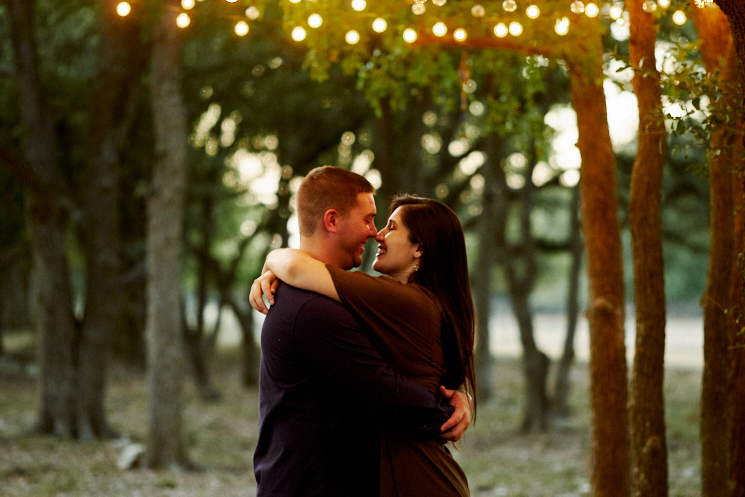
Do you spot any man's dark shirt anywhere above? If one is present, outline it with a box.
[253,283,453,497]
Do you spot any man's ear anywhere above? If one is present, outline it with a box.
[322,209,340,234]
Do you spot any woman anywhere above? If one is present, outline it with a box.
[251,195,476,497]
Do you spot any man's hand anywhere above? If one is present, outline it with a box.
[249,270,281,314]
[438,386,471,443]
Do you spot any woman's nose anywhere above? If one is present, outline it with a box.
[375,229,385,242]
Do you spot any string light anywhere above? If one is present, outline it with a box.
[351,0,367,11]
[116,2,131,16]
[526,5,540,18]
[345,30,360,44]
[235,21,249,36]
[181,0,195,10]
[570,0,584,14]
[672,10,686,24]
[291,26,307,41]
[288,0,301,4]
[658,0,670,8]
[308,13,322,28]
[433,22,448,37]
[432,0,446,5]
[509,21,523,36]
[403,28,418,43]
[176,13,190,27]
[609,4,623,19]
[246,6,260,19]
[471,4,485,17]
[694,0,713,6]
[226,0,237,3]
[494,23,508,37]
[585,2,599,17]
[453,28,467,41]
[502,0,517,12]
[412,3,426,14]
[555,17,569,35]
[372,17,387,32]
[642,1,657,12]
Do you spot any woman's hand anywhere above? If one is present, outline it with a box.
[249,270,281,314]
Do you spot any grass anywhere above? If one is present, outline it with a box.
[0,340,702,497]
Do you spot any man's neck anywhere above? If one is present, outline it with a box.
[299,236,345,269]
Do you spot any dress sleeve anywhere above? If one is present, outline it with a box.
[326,265,439,330]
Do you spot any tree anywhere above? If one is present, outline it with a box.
[144,0,191,469]
[627,0,668,494]
[3,0,78,437]
[691,4,737,495]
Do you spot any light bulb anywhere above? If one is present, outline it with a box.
[345,30,360,44]
[672,10,686,24]
[412,3,426,14]
[116,2,131,16]
[509,21,523,35]
[584,2,599,17]
[372,18,387,32]
[433,0,446,5]
[351,0,366,10]
[658,0,670,7]
[453,28,467,41]
[308,13,322,28]
[235,21,249,36]
[291,26,307,41]
[494,23,508,37]
[471,4,485,16]
[181,0,195,10]
[502,0,517,12]
[433,22,448,37]
[246,6,260,19]
[176,13,190,27]
[555,17,569,35]
[642,0,656,11]
[610,5,623,19]
[570,0,584,13]
[403,28,418,43]
[526,5,540,18]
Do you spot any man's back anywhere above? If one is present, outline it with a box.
[254,284,379,497]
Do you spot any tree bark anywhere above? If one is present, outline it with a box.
[627,1,669,495]
[4,0,77,437]
[553,184,582,417]
[569,58,629,497]
[731,178,745,497]
[692,4,737,495]
[145,2,191,469]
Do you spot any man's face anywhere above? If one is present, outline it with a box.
[337,192,377,269]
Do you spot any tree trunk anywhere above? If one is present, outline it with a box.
[5,0,77,437]
[627,1,669,495]
[553,184,582,417]
[145,2,191,469]
[75,0,148,440]
[692,4,736,495]
[731,178,745,497]
[569,58,629,497]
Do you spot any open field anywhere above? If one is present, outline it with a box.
[0,334,702,497]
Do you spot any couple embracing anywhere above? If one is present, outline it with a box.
[251,166,476,496]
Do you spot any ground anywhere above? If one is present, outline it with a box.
[0,337,702,497]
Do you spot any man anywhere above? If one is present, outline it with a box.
[251,166,471,496]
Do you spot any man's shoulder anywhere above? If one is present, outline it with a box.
[275,283,350,315]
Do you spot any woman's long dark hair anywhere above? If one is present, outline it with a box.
[390,194,477,416]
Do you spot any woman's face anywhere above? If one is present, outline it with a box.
[372,207,422,283]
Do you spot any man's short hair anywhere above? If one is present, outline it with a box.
[297,166,375,237]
